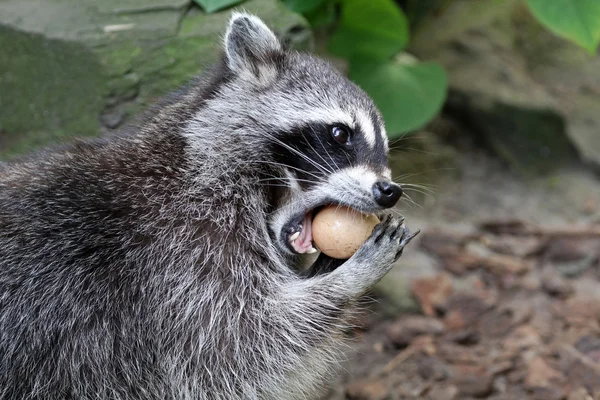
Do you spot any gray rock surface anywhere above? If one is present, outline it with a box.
[0,0,310,158]
[409,0,600,174]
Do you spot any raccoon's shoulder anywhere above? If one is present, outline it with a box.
[0,137,189,239]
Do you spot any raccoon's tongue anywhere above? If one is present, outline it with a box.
[291,213,315,254]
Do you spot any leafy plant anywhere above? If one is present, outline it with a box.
[525,0,600,54]
[350,57,446,136]
[328,0,409,60]
[284,0,447,138]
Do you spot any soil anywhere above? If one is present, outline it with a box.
[319,126,600,400]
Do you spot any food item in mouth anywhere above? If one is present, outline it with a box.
[312,205,379,259]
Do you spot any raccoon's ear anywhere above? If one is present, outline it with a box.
[224,13,282,84]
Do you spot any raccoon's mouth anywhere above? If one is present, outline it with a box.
[282,203,381,255]
[285,210,318,255]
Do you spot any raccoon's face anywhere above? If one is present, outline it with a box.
[262,58,402,256]
[216,13,403,256]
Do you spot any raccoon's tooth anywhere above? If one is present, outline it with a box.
[289,231,300,241]
[307,246,317,254]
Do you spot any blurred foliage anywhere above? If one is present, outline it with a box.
[525,0,600,54]
[281,0,326,14]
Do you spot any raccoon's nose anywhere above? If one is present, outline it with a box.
[372,180,402,208]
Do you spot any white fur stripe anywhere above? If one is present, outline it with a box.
[383,167,392,179]
[381,126,389,151]
[284,108,353,129]
[355,110,376,148]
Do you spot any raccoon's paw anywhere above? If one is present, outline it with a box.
[322,214,420,298]
[355,214,420,271]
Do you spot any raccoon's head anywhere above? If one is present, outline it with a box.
[187,13,402,256]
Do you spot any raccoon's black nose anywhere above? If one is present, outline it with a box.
[372,180,402,208]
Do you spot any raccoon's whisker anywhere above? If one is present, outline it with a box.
[250,161,325,182]
[403,181,437,188]
[398,183,437,194]
[256,176,295,188]
[258,177,313,183]
[399,198,418,209]
[387,133,418,151]
[389,133,427,141]
[405,188,433,197]
[394,173,419,181]
[390,146,439,156]
[403,186,435,196]
[258,177,316,186]
[336,139,351,166]
[388,135,428,151]
[402,191,418,204]
[386,132,410,147]
[255,128,326,173]
[269,136,331,175]
[260,183,298,189]
[255,128,332,175]
[393,168,453,181]
[343,150,351,166]
[301,128,336,174]
[402,187,434,198]
[311,125,339,172]
[400,192,423,209]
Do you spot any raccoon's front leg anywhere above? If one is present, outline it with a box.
[317,214,419,299]
[271,217,418,397]
[302,253,344,277]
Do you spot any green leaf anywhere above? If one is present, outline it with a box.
[525,0,600,54]
[350,58,447,136]
[329,0,409,61]
[304,2,337,28]
[193,0,245,13]
[282,0,327,14]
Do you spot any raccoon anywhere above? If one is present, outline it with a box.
[0,13,418,400]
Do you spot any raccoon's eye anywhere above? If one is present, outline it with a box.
[330,125,350,145]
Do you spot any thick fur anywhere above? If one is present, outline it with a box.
[0,13,416,400]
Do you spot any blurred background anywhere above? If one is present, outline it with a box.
[1,0,600,398]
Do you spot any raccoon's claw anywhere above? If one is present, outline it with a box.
[372,214,393,243]
[355,214,419,266]
[327,214,420,299]
[394,228,420,261]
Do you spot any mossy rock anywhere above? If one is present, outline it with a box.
[0,0,311,159]
[0,25,105,158]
